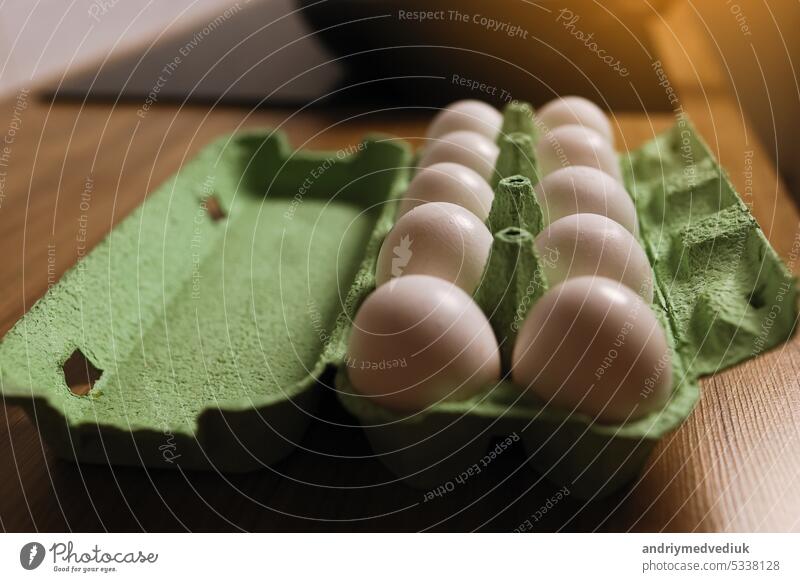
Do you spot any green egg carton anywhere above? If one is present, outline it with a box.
[0,103,795,500]
[335,103,798,498]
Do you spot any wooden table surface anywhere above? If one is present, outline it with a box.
[2,6,800,533]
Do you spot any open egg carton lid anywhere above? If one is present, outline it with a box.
[0,130,412,471]
[0,103,795,498]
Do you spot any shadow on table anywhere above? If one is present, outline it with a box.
[3,388,635,532]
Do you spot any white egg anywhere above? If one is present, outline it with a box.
[535,213,653,302]
[537,96,614,143]
[376,202,492,294]
[398,162,495,221]
[347,275,501,412]
[427,100,503,141]
[512,276,672,423]
[536,124,621,181]
[533,165,638,235]
[418,130,500,181]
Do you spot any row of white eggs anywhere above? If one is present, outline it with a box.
[419,97,620,182]
[346,98,672,423]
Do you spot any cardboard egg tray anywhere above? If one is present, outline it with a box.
[0,103,796,499]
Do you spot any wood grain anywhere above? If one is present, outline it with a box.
[623,3,800,533]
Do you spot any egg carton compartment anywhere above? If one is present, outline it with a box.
[0,131,411,471]
[336,103,797,498]
[624,125,798,377]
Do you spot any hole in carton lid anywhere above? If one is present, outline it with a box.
[63,349,103,396]
[746,286,766,309]
[203,195,226,222]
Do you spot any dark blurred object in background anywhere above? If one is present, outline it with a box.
[50,0,344,107]
[300,0,674,110]
[53,0,674,112]
[691,1,800,199]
